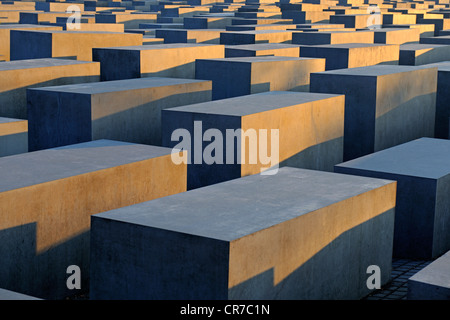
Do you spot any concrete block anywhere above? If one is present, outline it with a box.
[183,16,236,29]
[420,35,450,45]
[292,30,375,45]
[399,44,450,65]
[0,117,27,157]
[93,43,225,81]
[195,56,325,100]
[27,77,212,151]
[220,30,293,45]
[90,167,396,300]
[373,28,420,44]
[299,43,399,70]
[95,12,158,28]
[0,58,100,119]
[0,139,187,299]
[335,137,450,259]
[155,28,223,44]
[162,91,344,189]
[384,24,435,38]
[330,14,373,28]
[226,23,297,31]
[310,65,437,161]
[10,30,143,61]
[0,24,63,62]
[225,43,301,57]
[408,250,450,300]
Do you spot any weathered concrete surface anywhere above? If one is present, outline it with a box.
[408,250,450,300]
[0,117,27,157]
[162,91,344,189]
[335,137,450,259]
[0,58,100,119]
[220,29,293,44]
[90,167,396,300]
[27,77,212,150]
[0,139,187,299]
[310,65,437,161]
[196,56,325,99]
[93,43,225,80]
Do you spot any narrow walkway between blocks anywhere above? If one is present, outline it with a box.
[363,259,433,300]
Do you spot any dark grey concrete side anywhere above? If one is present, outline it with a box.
[90,167,395,300]
[408,250,450,300]
[335,137,450,259]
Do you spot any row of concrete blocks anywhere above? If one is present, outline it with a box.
[0,58,449,157]
[0,135,449,300]
[6,27,450,60]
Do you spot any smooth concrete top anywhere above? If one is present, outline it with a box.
[0,117,24,124]
[95,43,223,50]
[421,61,450,71]
[0,58,97,71]
[0,139,177,193]
[300,43,397,49]
[312,64,437,76]
[164,91,341,116]
[400,43,450,50]
[0,288,41,300]
[336,138,450,180]
[27,77,210,95]
[197,56,316,63]
[409,250,450,289]
[0,24,60,29]
[224,29,293,35]
[93,167,394,242]
[225,43,300,50]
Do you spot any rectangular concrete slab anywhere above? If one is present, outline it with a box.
[10,29,143,61]
[195,56,325,99]
[310,65,437,161]
[0,24,63,61]
[90,167,396,300]
[0,58,100,119]
[162,91,344,189]
[27,77,212,150]
[0,139,187,299]
[408,250,450,300]
[399,44,450,65]
[335,137,450,259]
[292,30,375,45]
[92,43,225,80]
[299,43,399,70]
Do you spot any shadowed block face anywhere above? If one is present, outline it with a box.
[162,91,344,189]
[27,77,213,151]
[10,30,143,61]
[292,30,375,45]
[225,44,301,58]
[310,65,437,161]
[0,117,28,157]
[0,24,63,61]
[0,59,100,119]
[93,43,225,81]
[0,140,187,299]
[335,137,450,259]
[195,56,326,100]
[90,167,397,300]
[300,43,399,70]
